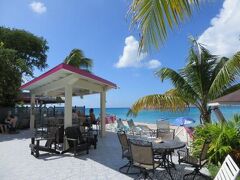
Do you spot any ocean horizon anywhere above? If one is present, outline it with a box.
[84,106,240,125]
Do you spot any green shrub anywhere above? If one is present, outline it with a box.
[208,163,220,178]
[193,114,240,164]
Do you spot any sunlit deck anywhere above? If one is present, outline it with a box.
[0,130,209,180]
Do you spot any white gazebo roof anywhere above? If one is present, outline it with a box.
[20,63,117,96]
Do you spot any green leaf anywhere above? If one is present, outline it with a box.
[128,0,200,51]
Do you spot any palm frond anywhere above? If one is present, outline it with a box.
[63,48,93,72]
[157,67,198,100]
[128,0,200,51]
[209,52,240,98]
[127,92,188,116]
[218,84,240,98]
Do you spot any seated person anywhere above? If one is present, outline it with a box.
[72,109,79,125]
[5,112,17,131]
[89,108,99,125]
[0,123,6,133]
[72,109,78,119]
[77,110,81,117]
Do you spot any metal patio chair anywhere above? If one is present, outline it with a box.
[178,139,211,180]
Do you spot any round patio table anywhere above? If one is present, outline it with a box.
[153,140,186,180]
[152,139,185,150]
[128,136,186,180]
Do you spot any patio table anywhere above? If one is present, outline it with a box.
[128,135,186,179]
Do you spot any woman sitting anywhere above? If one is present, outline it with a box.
[5,112,17,131]
[89,108,99,125]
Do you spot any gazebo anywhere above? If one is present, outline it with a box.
[20,63,117,136]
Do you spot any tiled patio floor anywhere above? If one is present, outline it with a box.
[0,130,209,180]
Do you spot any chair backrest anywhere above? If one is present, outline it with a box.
[129,140,154,166]
[156,128,175,140]
[127,119,135,128]
[156,120,170,130]
[117,119,125,129]
[45,126,58,147]
[65,126,82,147]
[56,125,64,144]
[214,155,240,180]
[117,131,129,152]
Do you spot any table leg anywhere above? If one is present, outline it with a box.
[162,151,174,180]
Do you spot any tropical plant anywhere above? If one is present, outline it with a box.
[128,39,240,124]
[64,49,93,72]
[0,46,28,106]
[0,27,49,77]
[0,27,48,107]
[128,0,200,51]
[193,115,240,164]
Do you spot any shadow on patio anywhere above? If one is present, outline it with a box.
[32,130,208,180]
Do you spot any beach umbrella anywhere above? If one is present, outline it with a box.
[174,117,195,126]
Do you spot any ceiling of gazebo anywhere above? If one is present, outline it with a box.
[20,63,117,97]
[18,92,64,104]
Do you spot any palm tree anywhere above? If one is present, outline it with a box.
[64,49,93,72]
[128,40,240,124]
[128,0,200,51]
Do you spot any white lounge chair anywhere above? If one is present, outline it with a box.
[214,155,239,180]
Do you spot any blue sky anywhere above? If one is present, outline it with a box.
[1,0,240,108]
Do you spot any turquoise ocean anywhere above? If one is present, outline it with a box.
[86,106,240,126]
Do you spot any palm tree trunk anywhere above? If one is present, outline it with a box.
[200,106,211,124]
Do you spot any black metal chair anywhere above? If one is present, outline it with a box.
[117,131,133,174]
[129,140,160,179]
[61,126,91,156]
[178,139,211,180]
[30,125,63,158]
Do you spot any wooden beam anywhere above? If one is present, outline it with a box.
[73,79,104,93]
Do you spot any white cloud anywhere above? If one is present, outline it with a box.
[115,36,146,68]
[29,1,47,14]
[198,0,240,57]
[115,36,161,69]
[147,59,161,69]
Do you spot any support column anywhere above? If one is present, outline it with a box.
[30,93,35,130]
[64,85,72,128]
[100,90,106,137]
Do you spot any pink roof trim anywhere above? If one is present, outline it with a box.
[20,63,117,90]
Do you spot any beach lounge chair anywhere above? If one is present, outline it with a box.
[178,139,211,180]
[117,131,133,174]
[156,120,175,140]
[127,119,154,136]
[30,126,63,158]
[116,118,129,132]
[214,154,239,180]
[129,140,160,179]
